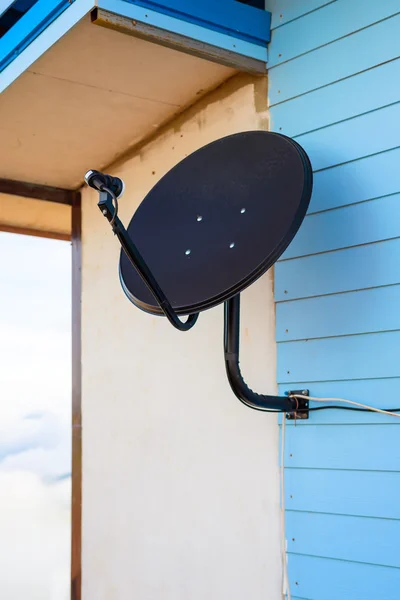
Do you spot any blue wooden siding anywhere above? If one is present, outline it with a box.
[265,0,400,597]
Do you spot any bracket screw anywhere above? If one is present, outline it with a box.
[102,209,107,215]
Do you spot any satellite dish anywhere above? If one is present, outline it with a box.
[120,131,311,315]
[85,131,313,416]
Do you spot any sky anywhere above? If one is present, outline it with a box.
[0,232,71,600]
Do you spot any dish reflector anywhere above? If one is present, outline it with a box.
[119,131,312,315]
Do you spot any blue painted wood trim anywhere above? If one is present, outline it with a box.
[0,0,269,77]
[0,2,14,19]
[122,0,271,46]
[98,0,268,61]
[0,0,94,93]
[0,0,71,72]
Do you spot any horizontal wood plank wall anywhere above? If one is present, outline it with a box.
[265,0,400,598]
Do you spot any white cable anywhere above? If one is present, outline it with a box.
[292,394,400,419]
[280,416,291,600]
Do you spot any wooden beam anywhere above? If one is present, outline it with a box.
[0,223,71,241]
[92,8,267,75]
[71,191,82,600]
[0,178,78,205]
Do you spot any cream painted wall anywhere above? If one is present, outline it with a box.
[81,74,281,600]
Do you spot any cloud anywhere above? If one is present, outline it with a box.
[0,412,70,471]
[0,233,72,599]
[0,411,71,599]
[0,471,70,600]
[1,445,71,481]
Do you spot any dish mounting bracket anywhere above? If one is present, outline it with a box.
[98,190,304,418]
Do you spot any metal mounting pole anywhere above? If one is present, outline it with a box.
[98,191,199,332]
[224,294,309,416]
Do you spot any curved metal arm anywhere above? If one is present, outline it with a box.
[224,294,296,412]
[99,191,198,332]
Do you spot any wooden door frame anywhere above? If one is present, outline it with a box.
[71,191,82,600]
[0,179,82,600]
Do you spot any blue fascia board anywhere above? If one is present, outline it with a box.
[99,0,268,62]
[0,2,16,19]
[0,0,72,72]
[121,0,271,46]
[0,0,269,89]
[0,0,94,92]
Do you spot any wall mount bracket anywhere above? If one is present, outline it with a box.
[285,390,310,420]
[97,190,302,415]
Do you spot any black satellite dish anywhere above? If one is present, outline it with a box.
[85,131,313,417]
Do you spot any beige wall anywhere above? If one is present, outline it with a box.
[81,74,281,600]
